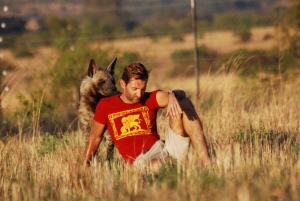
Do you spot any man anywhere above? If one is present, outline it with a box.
[83,62,210,168]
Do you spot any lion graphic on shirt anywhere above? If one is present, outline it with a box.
[120,114,142,134]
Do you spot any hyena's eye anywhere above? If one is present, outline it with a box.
[99,79,106,85]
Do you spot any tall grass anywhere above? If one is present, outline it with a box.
[1,72,300,201]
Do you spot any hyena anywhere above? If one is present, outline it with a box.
[78,58,117,160]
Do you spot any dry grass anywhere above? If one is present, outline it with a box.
[1,72,300,201]
[1,27,299,200]
[0,47,58,114]
[100,27,278,57]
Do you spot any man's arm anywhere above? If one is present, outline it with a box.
[83,121,106,165]
[156,89,186,119]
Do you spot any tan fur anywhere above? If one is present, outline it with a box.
[78,58,117,160]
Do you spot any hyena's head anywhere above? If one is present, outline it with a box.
[87,58,117,96]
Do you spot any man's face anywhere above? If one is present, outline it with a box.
[120,79,147,104]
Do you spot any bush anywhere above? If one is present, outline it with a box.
[170,33,184,42]
[11,92,58,135]
[40,16,80,51]
[169,45,218,77]
[13,47,34,58]
[275,0,300,57]
[36,132,66,156]
[214,13,272,30]
[234,28,252,42]
[214,14,238,29]
[216,48,296,77]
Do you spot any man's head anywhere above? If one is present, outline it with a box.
[121,62,149,84]
[120,62,150,104]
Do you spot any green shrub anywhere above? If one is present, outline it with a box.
[13,47,34,58]
[216,48,296,77]
[12,91,58,135]
[170,33,184,42]
[36,132,66,156]
[80,22,126,41]
[0,34,15,48]
[169,45,218,77]
[41,16,80,50]
[50,42,115,100]
[234,28,252,42]
[234,122,296,154]
[214,13,271,30]
[214,14,238,29]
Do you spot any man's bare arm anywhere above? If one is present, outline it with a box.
[156,89,186,119]
[83,121,106,165]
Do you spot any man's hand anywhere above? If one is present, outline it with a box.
[156,90,186,118]
[165,91,183,119]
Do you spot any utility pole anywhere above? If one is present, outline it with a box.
[191,0,200,100]
[0,70,2,130]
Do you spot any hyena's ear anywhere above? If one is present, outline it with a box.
[87,59,97,78]
[106,58,117,75]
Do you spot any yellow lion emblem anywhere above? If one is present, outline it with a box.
[120,114,142,134]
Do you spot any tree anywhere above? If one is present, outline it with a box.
[277,0,300,57]
[83,0,127,25]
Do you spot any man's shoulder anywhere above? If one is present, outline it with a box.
[147,90,160,96]
[144,90,162,109]
[148,90,162,100]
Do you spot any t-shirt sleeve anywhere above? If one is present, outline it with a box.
[93,100,107,124]
[151,90,163,110]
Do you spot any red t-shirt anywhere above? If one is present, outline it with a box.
[94,90,162,163]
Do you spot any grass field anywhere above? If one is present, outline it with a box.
[1,72,300,201]
[1,27,300,200]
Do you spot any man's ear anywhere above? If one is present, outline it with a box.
[120,79,126,88]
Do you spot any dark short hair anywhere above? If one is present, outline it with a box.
[121,62,150,84]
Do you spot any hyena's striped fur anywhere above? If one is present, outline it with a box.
[78,58,117,160]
